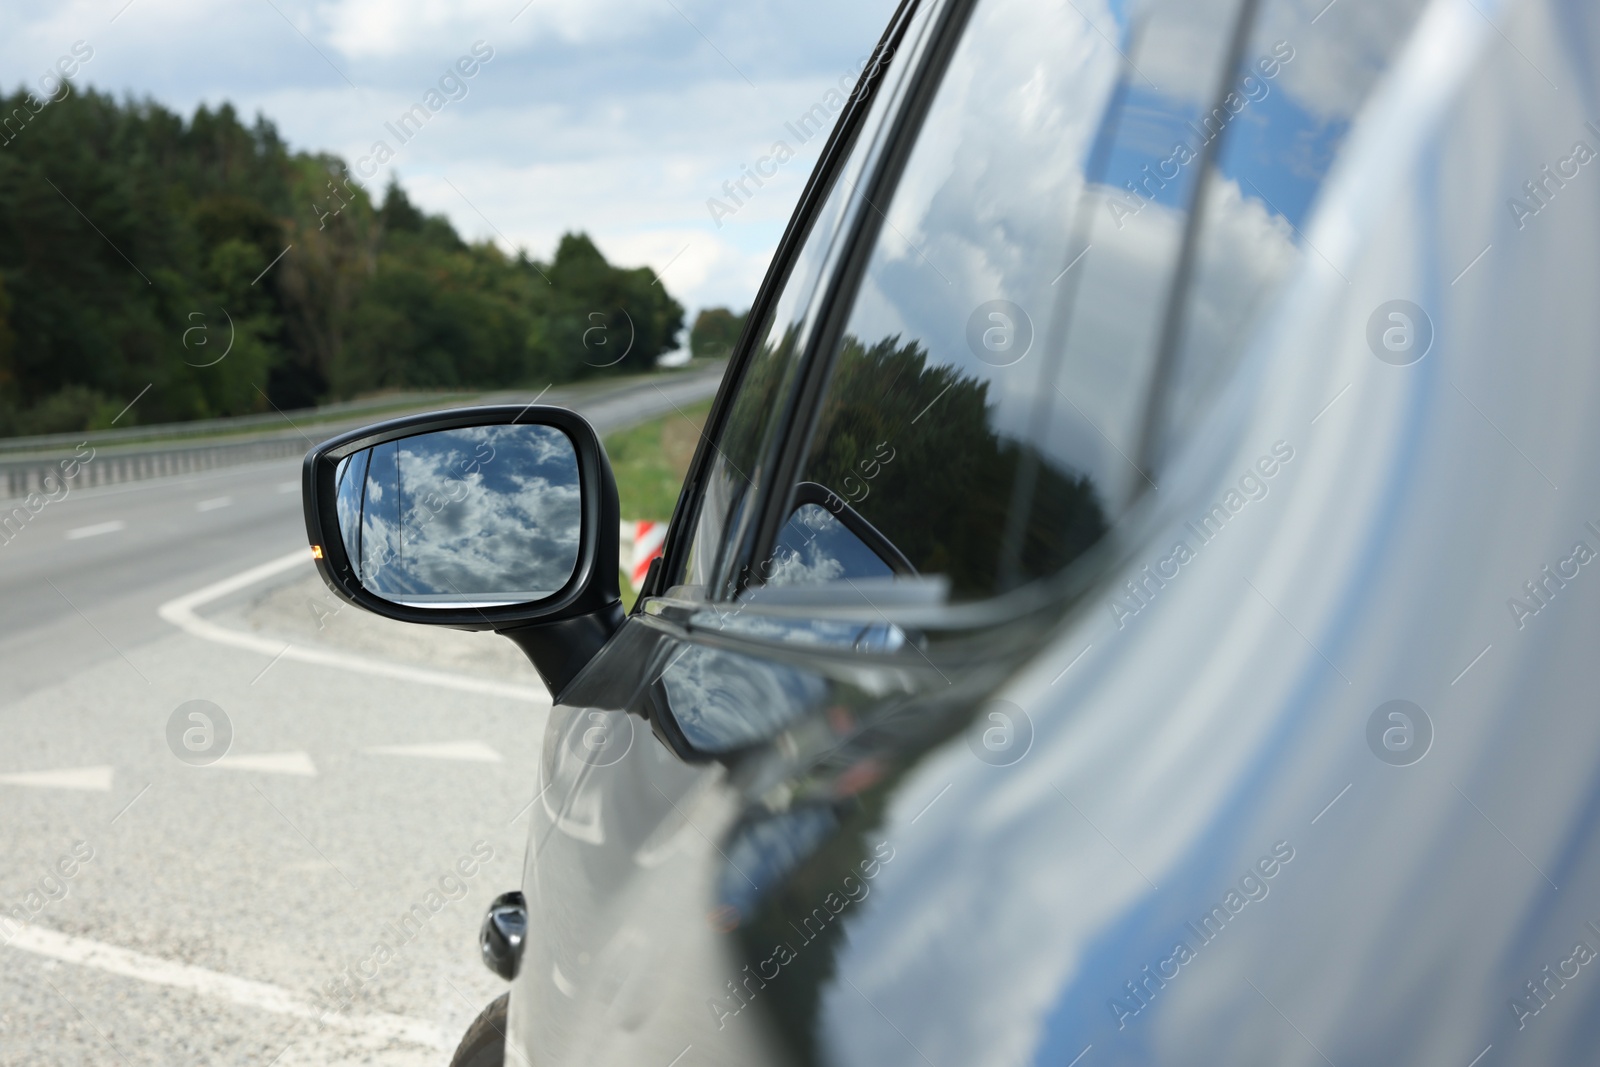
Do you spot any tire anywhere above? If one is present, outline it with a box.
[448,992,509,1067]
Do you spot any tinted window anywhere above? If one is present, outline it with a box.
[774,0,1251,602]
[769,0,1428,604]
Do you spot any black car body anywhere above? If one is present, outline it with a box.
[306,0,1600,1062]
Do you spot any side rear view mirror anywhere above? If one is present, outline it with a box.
[301,406,623,697]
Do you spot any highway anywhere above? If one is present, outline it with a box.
[0,367,722,1065]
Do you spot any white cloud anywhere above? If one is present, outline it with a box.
[318,0,641,60]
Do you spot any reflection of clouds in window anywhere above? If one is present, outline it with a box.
[1134,0,1254,105]
[1043,196,1189,511]
[1162,176,1298,447]
[1055,175,1298,500]
[782,0,1426,606]
[830,0,1303,519]
[865,0,1111,303]
[1156,0,1430,459]
[839,0,1127,497]
[790,0,1143,602]
[354,426,582,603]
[1133,0,1428,132]
[1257,0,1431,122]
[1204,0,1431,233]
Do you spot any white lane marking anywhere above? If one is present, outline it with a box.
[66,521,126,541]
[364,741,502,763]
[277,481,299,494]
[0,766,114,792]
[215,751,318,777]
[1,921,451,1050]
[157,550,549,704]
[197,496,233,512]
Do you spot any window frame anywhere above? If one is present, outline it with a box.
[655,0,1270,619]
[730,0,977,602]
[645,0,937,605]
[738,0,1272,610]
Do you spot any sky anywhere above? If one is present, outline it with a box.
[0,0,900,334]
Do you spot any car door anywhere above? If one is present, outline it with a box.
[504,0,1434,1063]
[502,3,944,1061]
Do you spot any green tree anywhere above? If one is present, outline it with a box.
[0,91,687,435]
[532,233,684,380]
[690,305,746,359]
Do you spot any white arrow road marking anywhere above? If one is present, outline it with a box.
[66,521,125,540]
[158,550,549,704]
[1,921,451,1051]
[214,751,318,776]
[364,741,502,763]
[196,496,233,512]
[0,766,114,791]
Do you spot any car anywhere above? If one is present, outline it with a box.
[301,0,1600,1062]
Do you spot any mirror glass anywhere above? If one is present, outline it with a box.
[332,424,581,607]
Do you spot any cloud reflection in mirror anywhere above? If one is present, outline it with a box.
[334,424,581,607]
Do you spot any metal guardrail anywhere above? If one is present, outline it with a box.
[0,391,471,457]
[0,364,728,504]
[1,434,310,501]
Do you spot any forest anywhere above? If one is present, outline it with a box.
[0,88,701,436]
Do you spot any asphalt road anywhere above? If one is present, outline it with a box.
[0,367,723,1065]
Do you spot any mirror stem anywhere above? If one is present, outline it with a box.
[501,601,626,700]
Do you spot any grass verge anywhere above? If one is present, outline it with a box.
[604,399,712,611]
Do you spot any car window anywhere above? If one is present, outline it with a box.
[1146,0,1432,466]
[766,0,1253,603]
[669,0,942,600]
[762,0,1430,605]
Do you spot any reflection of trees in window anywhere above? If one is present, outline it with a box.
[799,334,1107,599]
[718,320,805,474]
[678,319,808,591]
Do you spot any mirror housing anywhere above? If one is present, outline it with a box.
[480,890,528,981]
[301,405,623,698]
